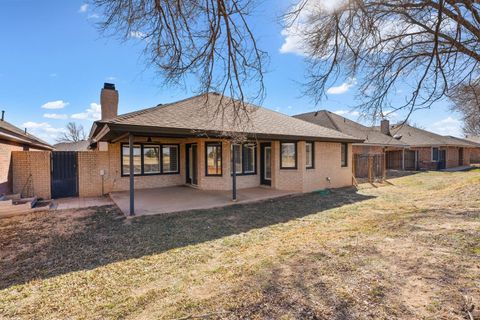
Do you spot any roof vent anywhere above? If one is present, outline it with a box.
[393,134,402,140]
[104,83,116,90]
[1,110,4,121]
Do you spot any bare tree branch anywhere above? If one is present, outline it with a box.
[56,122,86,143]
[93,0,267,125]
[285,0,480,120]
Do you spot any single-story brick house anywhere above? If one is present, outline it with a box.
[0,113,53,195]
[88,84,362,215]
[294,111,407,178]
[385,124,476,170]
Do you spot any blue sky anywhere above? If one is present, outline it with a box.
[0,0,464,143]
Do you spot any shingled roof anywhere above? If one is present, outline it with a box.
[388,124,476,147]
[91,93,363,143]
[294,110,406,146]
[0,119,53,150]
[54,140,91,151]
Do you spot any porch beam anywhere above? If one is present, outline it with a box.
[129,133,135,216]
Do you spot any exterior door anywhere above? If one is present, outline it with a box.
[437,149,447,170]
[459,148,464,166]
[186,144,198,185]
[51,151,78,198]
[260,143,272,186]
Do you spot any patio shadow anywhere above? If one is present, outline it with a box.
[0,187,374,289]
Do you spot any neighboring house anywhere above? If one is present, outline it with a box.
[294,110,407,178]
[385,124,476,170]
[54,140,91,151]
[0,113,53,195]
[87,83,362,214]
[465,135,480,163]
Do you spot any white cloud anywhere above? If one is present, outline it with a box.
[106,76,116,81]
[427,116,463,137]
[79,4,88,13]
[130,31,146,39]
[279,0,346,56]
[23,121,66,143]
[327,78,357,94]
[43,113,68,119]
[334,110,360,117]
[49,73,58,77]
[279,28,307,56]
[88,13,100,19]
[41,100,69,109]
[71,103,101,121]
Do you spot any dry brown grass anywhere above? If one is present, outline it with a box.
[0,170,479,319]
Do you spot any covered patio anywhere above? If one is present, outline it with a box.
[109,186,297,216]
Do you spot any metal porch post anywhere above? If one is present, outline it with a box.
[129,133,135,216]
[232,142,237,201]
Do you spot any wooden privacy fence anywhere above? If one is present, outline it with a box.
[353,154,386,182]
[386,150,417,170]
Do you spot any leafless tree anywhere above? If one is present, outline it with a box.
[56,122,86,143]
[449,80,480,135]
[285,0,480,120]
[93,0,266,123]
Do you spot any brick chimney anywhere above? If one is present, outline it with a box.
[380,119,390,136]
[100,83,118,121]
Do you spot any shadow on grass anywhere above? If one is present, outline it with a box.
[0,187,374,290]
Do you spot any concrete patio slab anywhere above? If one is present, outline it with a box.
[109,186,297,217]
[53,196,114,210]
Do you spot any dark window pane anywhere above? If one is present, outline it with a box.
[341,143,348,167]
[143,145,160,174]
[162,145,178,173]
[122,145,142,175]
[231,144,242,174]
[432,148,439,161]
[207,143,222,175]
[244,144,256,173]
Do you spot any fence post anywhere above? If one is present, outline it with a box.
[368,155,373,183]
[352,154,356,184]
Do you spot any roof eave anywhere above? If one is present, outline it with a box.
[96,123,364,143]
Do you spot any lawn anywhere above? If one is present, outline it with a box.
[1,170,479,319]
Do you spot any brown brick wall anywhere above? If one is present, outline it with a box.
[471,148,480,164]
[0,140,24,195]
[77,151,110,197]
[12,151,51,199]
[303,142,353,192]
